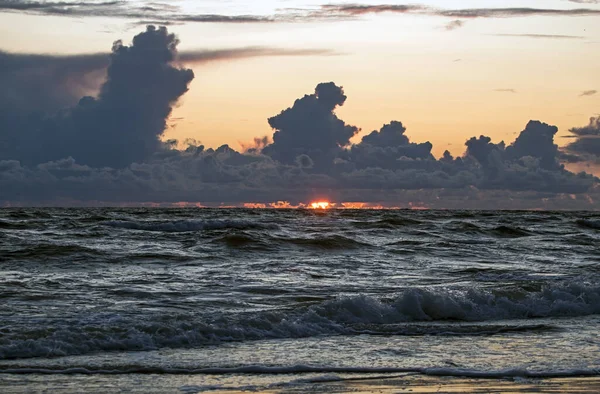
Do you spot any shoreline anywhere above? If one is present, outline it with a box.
[2,374,600,393]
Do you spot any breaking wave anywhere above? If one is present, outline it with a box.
[1,281,598,359]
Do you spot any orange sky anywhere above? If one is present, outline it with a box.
[0,1,598,160]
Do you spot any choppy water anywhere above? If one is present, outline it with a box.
[1,208,600,391]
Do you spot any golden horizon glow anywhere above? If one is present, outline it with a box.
[310,201,331,209]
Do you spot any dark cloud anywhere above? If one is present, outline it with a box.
[0,25,194,168]
[580,90,598,97]
[0,46,337,114]
[0,51,108,112]
[346,121,434,171]
[505,121,561,170]
[262,82,360,169]
[564,117,600,161]
[318,4,426,15]
[0,27,598,207]
[437,7,600,18]
[178,47,338,64]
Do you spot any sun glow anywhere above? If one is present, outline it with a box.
[310,201,331,209]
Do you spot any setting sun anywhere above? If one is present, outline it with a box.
[310,201,331,209]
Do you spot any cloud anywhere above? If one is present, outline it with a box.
[262,82,360,169]
[564,117,600,162]
[490,34,585,39]
[4,1,600,25]
[445,20,464,30]
[0,51,109,112]
[0,46,337,113]
[1,25,194,168]
[494,89,517,93]
[0,27,598,207]
[311,4,600,19]
[580,90,598,97]
[0,0,273,22]
[436,7,600,18]
[318,4,426,16]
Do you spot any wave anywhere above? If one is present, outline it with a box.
[577,219,600,230]
[1,281,598,359]
[213,233,272,250]
[1,244,104,259]
[352,217,422,229]
[442,221,532,238]
[103,219,278,233]
[282,235,371,249]
[0,219,30,230]
[488,225,532,238]
[0,365,598,379]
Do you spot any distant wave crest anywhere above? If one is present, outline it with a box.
[103,219,278,232]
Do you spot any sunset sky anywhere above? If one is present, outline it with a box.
[1,0,599,207]
[2,0,598,155]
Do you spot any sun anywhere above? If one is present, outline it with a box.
[310,201,331,209]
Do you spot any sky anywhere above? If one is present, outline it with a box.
[0,0,599,208]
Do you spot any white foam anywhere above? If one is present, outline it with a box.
[1,365,598,378]
[1,282,598,359]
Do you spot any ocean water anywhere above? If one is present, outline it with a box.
[1,208,599,392]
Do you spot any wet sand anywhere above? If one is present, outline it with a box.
[3,374,600,393]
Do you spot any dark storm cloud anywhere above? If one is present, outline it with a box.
[0,25,194,168]
[261,82,360,169]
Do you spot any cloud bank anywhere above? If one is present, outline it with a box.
[0,26,598,208]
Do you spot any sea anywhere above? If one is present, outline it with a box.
[0,208,599,392]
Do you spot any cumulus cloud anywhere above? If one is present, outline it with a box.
[0,25,194,168]
[564,117,600,161]
[0,27,598,207]
[262,82,359,169]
